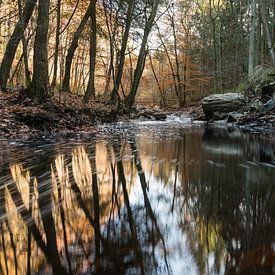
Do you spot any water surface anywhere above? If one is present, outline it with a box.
[0,123,274,274]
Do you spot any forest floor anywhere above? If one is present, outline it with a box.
[0,90,274,139]
[0,91,123,138]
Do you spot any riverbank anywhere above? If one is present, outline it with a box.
[0,91,122,138]
[0,91,274,139]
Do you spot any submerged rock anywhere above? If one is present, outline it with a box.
[202,93,246,120]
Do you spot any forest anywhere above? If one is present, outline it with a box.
[0,0,274,136]
[0,1,275,274]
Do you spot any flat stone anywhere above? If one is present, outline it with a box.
[202,93,246,120]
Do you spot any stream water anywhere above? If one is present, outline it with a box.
[0,121,274,274]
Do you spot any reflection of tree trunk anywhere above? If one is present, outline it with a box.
[37,173,68,274]
[27,230,31,275]
[171,140,181,212]
[55,173,73,274]
[113,142,145,275]
[7,221,18,275]
[1,223,8,275]
[6,182,47,263]
[27,173,34,275]
[128,137,170,273]
[69,164,95,226]
[90,143,101,269]
[6,169,67,274]
[0,177,9,275]
[69,159,122,270]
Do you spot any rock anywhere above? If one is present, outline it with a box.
[260,99,275,114]
[152,112,168,120]
[202,93,246,120]
[227,111,245,123]
[191,106,205,120]
[249,98,264,111]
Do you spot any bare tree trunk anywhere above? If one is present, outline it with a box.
[157,26,179,101]
[248,0,257,77]
[126,1,160,111]
[0,0,37,90]
[111,0,135,104]
[84,0,97,103]
[51,0,62,88]
[102,0,123,97]
[31,0,50,103]
[62,2,92,92]
[171,12,185,106]
[209,0,218,92]
[260,0,275,67]
[149,53,165,107]
[18,0,31,87]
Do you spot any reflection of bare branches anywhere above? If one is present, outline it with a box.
[171,139,182,213]
[113,141,145,275]
[0,223,9,275]
[90,143,101,270]
[53,155,73,274]
[128,136,171,274]
[7,221,18,275]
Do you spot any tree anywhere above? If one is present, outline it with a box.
[248,0,257,77]
[0,0,37,90]
[126,0,161,111]
[31,0,50,103]
[84,0,97,103]
[51,0,62,88]
[62,1,93,92]
[259,0,275,67]
[110,0,135,104]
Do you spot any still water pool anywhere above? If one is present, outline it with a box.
[0,122,274,274]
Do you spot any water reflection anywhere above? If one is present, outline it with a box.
[0,126,274,274]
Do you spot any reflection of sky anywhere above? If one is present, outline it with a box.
[129,172,200,275]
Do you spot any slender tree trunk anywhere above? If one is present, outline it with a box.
[31,0,50,103]
[18,0,31,87]
[260,0,275,67]
[157,26,179,101]
[171,13,185,106]
[149,53,165,107]
[126,1,160,111]
[84,0,97,103]
[102,0,123,97]
[248,0,257,77]
[0,0,37,90]
[51,0,62,88]
[111,0,135,104]
[209,0,218,92]
[62,2,92,92]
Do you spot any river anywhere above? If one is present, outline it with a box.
[0,121,274,274]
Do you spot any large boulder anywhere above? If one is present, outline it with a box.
[202,93,246,120]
